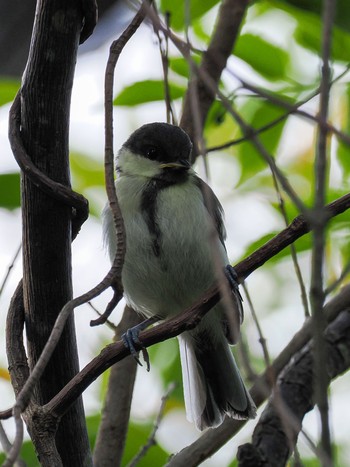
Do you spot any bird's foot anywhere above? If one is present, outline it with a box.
[225,265,243,301]
[122,317,157,371]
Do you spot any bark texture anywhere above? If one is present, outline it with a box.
[20,0,91,464]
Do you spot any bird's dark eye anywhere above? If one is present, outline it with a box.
[145,146,160,161]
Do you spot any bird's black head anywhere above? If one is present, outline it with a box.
[123,122,193,166]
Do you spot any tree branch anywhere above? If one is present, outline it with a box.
[2,191,349,431]
[180,0,249,150]
[229,70,350,149]
[91,0,151,326]
[93,307,140,466]
[7,0,93,463]
[237,308,350,467]
[8,93,89,240]
[40,194,350,419]
[310,0,336,462]
[167,284,350,467]
[2,9,151,465]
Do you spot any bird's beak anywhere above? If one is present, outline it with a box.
[160,159,191,170]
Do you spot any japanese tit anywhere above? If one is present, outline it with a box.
[103,122,256,430]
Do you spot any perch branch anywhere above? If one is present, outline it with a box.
[2,191,350,425]
[39,193,350,419]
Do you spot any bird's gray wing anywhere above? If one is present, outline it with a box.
[194,176,226,248]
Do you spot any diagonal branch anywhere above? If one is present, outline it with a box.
[208,63,350,153]
[180,0,249,148]
[37,193,350,420]
[229,70,350,149]
[237,308,350,467]
[1,191,349,427]
[167,284,350,467]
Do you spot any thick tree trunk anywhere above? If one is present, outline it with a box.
[20,0,91,464]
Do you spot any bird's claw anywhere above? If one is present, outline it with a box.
[122,328,150,371]
[225,265,243,301]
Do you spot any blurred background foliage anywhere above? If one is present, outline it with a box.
[1,0,350,465]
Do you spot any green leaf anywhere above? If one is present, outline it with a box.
[147,341,184,402]
[160,0,220,31]
[70,153,105,190]
[70,152,105,217]
[87,414,101,449]
[0,439,39,465]
[0,173,20,209]
[206,99,230,128]
[169,55,201,79]
[269,1,350,61]
[0,79,20,106]
[336,83,350,181]
[236,98,288,183]
[122,421,169,465]
[113,80,185,107]
[296,18,350,62]
[240,230,312,264]
[19,440,40,466]
[234,34,289,80]
[282,0,350,34]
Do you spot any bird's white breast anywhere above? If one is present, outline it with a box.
[104,172,228,320]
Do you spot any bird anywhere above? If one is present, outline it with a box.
[103,122,256,430]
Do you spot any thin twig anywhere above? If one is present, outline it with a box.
[325,260,350,295]
[92,4,151,465]
[207,110,292,152]
[128,383,176,467]
[183,1,243,341]
[242,283,270,367]
[0,423,12,456]
[3,406,24,467]
[237,335,257,383]
[0,422,26,466]
[153,6,176,124]
[227,67,350,149]
[310,0,336,463]
[88,301,117,332]
[271,172,310,317]
[92,0,151,327]
[199,71,307,215]
[0,245,21,298]
[147,16,308,216]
